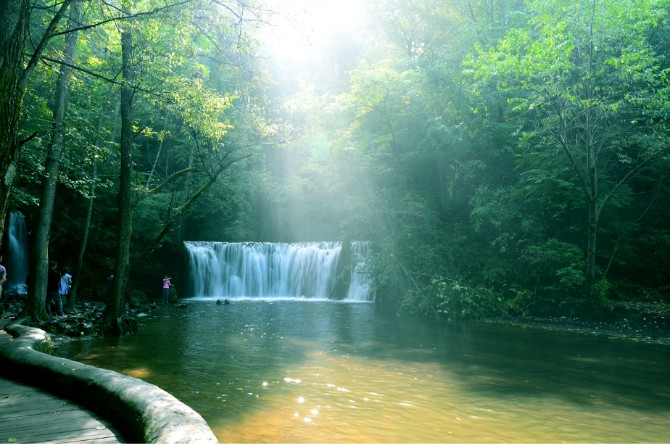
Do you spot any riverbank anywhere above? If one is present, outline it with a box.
[490,300,670,345]
[1,298,669,346]
[0,299,161,346]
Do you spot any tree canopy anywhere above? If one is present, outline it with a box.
[1,0,668,328]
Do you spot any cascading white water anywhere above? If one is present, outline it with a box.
[184,241,372,301]
[6,211,29,296]
[346,241,371,301]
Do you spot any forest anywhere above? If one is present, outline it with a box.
[1,0,669,334]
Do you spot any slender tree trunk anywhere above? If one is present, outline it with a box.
[67,165,94,310]
[584,20,599,307]
[176,142,195,242]
[146,112,169,188]
[586,198,598,305]
[103,29,135,336]
[585,135,598,305]
[68,84,116,310]
[68,144,102,308]
[23,0,81,320]
[0,0,31,251]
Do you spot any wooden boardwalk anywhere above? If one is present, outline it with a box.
[0,376,123,443]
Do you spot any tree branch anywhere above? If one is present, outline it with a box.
[40,55,122,85]
[22,0,74,88]
[50,0,195,37]
[18,132,39,148]
[137,153,252,260]
[596,146,670,219]
[39,56,163,97]
[137,167,197,203]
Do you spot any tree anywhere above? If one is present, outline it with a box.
[101,26,135,335]
[0,0,72,250]
[24,0,83,321]
[96,0,264,333]
[468,0,670,305]
[0,0,32,251]
[329,0,519,316]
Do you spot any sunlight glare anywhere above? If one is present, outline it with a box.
[124,367,151,378]
[261,0,367,61]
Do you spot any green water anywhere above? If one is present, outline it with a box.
[56,300,670,442]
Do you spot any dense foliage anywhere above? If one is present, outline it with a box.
[2,0,669,327]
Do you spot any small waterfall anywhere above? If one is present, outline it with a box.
[6,212,29,296]
[346,241,371,301]
[184,241,372,301]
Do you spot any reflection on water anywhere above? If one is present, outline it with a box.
[56,301,670,443]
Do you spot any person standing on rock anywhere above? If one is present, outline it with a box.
[162,276,172,304]
[47,261,60,316]
[58,267,72,316]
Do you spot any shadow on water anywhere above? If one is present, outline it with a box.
[381,319,670,413]
[56,300,670,442]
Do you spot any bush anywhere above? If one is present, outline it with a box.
[506,287,534,317]
[400,276,508,321]
[128,289,148,308]
[523,239,584,295]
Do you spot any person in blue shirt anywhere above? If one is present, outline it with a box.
[57,266,72,316]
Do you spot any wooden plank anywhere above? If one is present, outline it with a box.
[0,377,123,443]
[0,404,81,422]
[0,398,79,414]
[0,411,108,433]
[0,405,81,420]
[5,425,116,443]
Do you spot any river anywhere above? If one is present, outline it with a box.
[56,300,670,442]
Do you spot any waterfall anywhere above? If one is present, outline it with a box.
[184,241,372,301]
[6,212,29,296]
[346,241,371,301]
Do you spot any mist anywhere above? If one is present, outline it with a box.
[253,0,377,242]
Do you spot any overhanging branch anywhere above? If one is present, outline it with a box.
[22,0,74,89]
[136,153,252,260]
[50,0,195,37]
[136,167,198,205]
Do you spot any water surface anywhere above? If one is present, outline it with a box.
[57,300,670,442]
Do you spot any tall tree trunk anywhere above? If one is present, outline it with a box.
[23,0,81,321]
[0,0,31,251]
[584,23,599,307]
[0,0,71,251]
[102,29,136,336]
